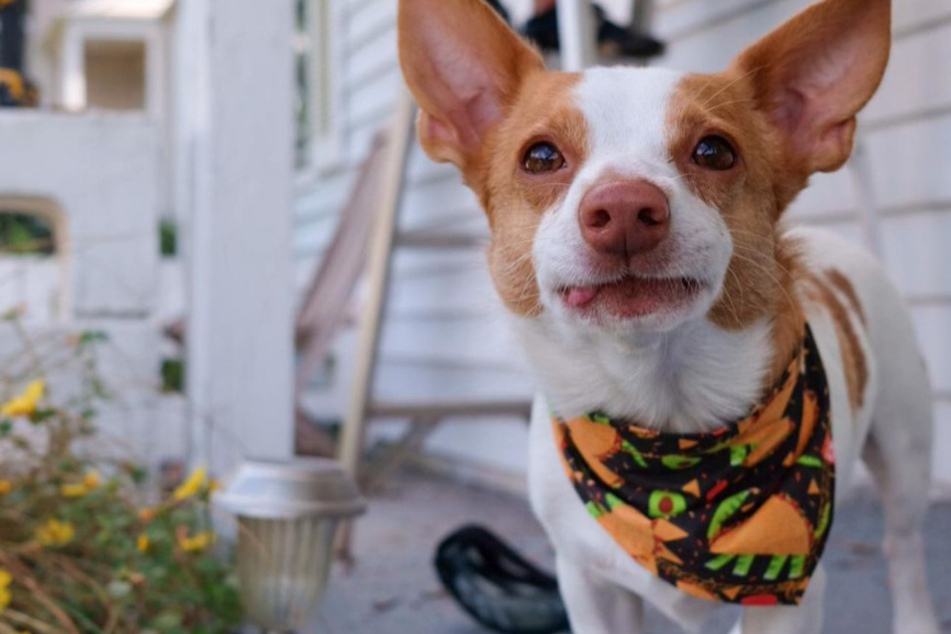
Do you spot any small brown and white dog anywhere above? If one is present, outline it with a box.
[398,0,940,632]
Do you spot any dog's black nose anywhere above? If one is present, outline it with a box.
[579,179,670,258]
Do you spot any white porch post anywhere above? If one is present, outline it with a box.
[180,0,296,474]
[555,0,597,71]
[59,26,86,110]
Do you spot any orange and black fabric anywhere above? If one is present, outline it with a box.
[553,325,834,606]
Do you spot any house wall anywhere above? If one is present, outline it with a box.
[0,112,168,468]
[296,0,951,487]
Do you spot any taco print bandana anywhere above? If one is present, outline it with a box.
[553,325,834,606]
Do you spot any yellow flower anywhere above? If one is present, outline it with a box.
[83,470,100,489]
[36,519,75,547]
[136,534,150,553]
[0,480,11,495]
[60,470,100,498]
[178,531,214,553]
[0,379,45,418]
[173,466,208,501]
[0,568,12,613]
[61,483,89,498]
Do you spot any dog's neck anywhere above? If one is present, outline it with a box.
[513,296,803,435]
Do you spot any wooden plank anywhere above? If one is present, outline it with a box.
[369,399,533,421]
[395,231,485,250]
[295,134,389,396]
[338,90,416,478]
[361,418,440,492]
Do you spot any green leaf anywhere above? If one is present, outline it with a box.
[30,408,57,423]
[152,609,184,629]
[78,330,109,346]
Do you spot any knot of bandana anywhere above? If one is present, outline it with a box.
[553,325,834,606]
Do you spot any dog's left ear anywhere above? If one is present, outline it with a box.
[732,0,891,174]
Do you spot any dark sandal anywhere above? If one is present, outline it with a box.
[522,4,666,59]
[434,525,570,634]
[483,0,512,24]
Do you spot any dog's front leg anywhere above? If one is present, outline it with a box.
[731,566,826,634]
[556,556,645,634]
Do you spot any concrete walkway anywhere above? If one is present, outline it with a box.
[316,472,951,634]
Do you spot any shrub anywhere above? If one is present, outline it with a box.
[0,318,242,633]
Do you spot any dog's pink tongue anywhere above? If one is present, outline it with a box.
[565,286,598,308]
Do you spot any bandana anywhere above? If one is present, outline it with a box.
[553,325,834,606]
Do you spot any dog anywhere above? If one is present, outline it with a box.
[397,0,940,632]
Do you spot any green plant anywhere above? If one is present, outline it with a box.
[160,358,184,394]
[0,317,241,633]
[159,219,177,259]
[0,213,55,255]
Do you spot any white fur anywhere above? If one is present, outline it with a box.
[513,315,773,433]
[528,67,760,432]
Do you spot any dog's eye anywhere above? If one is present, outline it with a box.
[523,142,565,174]
[692,136,736,171]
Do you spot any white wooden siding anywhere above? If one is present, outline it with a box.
[297,0,951,482]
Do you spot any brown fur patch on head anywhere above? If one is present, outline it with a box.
[668,73,805,386]
[802,271,868,412]
[457,72,587,317]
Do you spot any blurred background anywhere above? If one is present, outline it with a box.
[0,0,948,632]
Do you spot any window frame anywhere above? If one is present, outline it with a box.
[299,0,346,175]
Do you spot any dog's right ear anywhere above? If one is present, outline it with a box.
[398,0,544,169]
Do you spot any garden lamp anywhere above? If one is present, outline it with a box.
[215,459,366,633]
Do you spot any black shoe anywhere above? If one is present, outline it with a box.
[482,0,511,24]
[593,4,665,58]
[435,525,569,634]
[522,6,561,52]
[522,4,665,59]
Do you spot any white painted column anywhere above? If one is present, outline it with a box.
[181,0,296,474]
[59,26,87,111]
[143,26,167,121]
[555,0,597,71]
